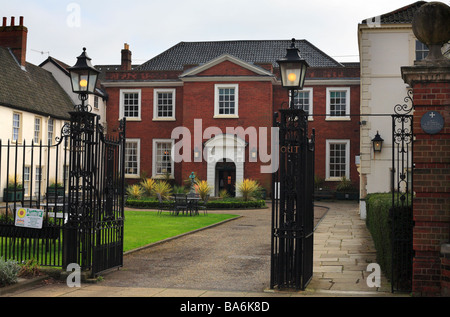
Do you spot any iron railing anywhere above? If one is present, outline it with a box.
[390,90,414,292]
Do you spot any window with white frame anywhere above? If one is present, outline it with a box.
[326,140,350,180]
[12,112,21,142]
[326,87,350,120]
[415,40,429,61]
[120,90,141,120]
[47,118,54,145]
[34,117,41,144]
[124,139,140,177]
[35,166,42,194]
[214,84,238,117]
[94,96,99,109]
[293,88,313,119]
[153,89,176,120]
[23,166,30,196]
[153,139,174,178]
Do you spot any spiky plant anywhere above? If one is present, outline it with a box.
[236,179,262,201]
[140,178,156,197]
[152,180,173,200]
[126,184,144,200]
[194,180,212,201]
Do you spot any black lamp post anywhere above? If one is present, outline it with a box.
[277,38,309,109]
[372,131,384,152]
[68,47,100,111]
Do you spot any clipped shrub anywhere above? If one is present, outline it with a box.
[0,257,20,287]
[126,198,266,210]
[205,199,266,209]
[365,193,392,280]
[366,192,413,284]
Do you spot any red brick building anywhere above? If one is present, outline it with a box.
[102,40,360,197]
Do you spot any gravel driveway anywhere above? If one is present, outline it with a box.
[100,205,328,292]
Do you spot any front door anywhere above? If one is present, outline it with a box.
[216,160,236,197]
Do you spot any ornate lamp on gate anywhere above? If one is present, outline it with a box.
[68,47,100,111]
[277,38,309,109]
[64,47,101,269]
[271,39,314,290]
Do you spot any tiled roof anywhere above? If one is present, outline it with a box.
[362,1,426,24]
[136,39,342,71]
[0,47,74,119]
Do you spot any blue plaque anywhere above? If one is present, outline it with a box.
[421,111,444,135]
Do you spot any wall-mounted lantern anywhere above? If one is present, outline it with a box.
[372,131,384,152]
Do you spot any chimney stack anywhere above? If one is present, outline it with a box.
[121,43,132,71]
[0,16,28,67]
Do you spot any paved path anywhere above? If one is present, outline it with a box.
[2,201,402,297]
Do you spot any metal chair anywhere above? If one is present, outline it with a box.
[156,193,165,214]
[197,194,209,215]
[187,193,200,216]
[174,194,188,215]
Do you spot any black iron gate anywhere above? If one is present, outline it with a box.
[64,109,126,276]
[271,109,315,290]
[390,90,414,292]
[0,108,125,277]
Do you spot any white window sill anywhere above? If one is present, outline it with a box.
[125,174,140,179]
[325,117,351,121]
[121,117,141,122]
[325,177,347,182]
[152,118,176,122]
[213,115,239,119]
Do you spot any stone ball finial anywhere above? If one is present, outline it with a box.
[412,2,450,63]
[412,2,450,45]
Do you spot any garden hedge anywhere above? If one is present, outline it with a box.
[125,198,266,210]
[365,193,392,280]
[365,192,413,282]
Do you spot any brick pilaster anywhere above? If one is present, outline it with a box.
[402,65,450,296]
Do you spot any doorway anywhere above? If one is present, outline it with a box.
[216,159,236,197]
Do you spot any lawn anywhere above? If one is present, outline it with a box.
[123,210,238,252]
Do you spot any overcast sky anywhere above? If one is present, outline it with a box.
[2,0,445,67]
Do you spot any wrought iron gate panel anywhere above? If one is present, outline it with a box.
[390,90,414,292]
[92,122,126,275]
[271,109,315,290]
[65,110,126,276]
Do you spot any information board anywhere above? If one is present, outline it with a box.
[15,207,44,229]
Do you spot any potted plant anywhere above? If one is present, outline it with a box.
[313,176,334,200]
[335,176,359,200]
[3,176,24,202]
[47,181,65,197]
